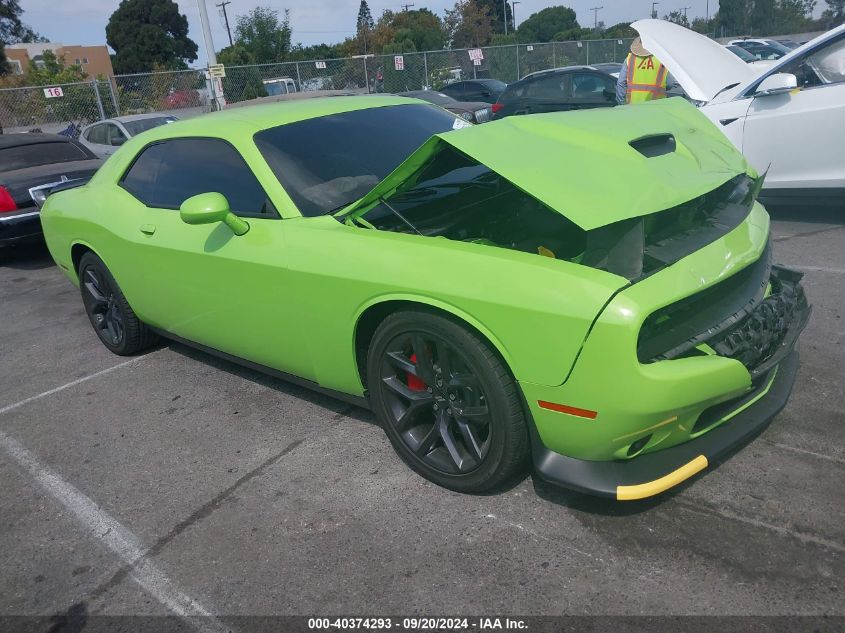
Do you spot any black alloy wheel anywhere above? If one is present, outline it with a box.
[81,263,124,348]
[367,310,529,493]
[78,251,157,355]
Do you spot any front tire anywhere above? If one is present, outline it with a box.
[367,310,529,493]
[78,252,157,355]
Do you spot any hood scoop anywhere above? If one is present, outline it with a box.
[630,133,676,158]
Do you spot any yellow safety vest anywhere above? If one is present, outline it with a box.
[625,53,668,104]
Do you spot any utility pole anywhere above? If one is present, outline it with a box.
[196,0,217,66]
[195,0,221,110]
[216,1,233,47]
[651,1,659,19]
[502,0,508,34]
[590,6,603,31]
[511,1,520,30]
[681,6,690,20]
[400,2,414,10]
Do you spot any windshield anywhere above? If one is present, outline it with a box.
[254,104,463,217]
[124,116,177,136]
[726,45,756,62]
[481,80,507,94]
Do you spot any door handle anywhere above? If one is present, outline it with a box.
[140,224,156,235]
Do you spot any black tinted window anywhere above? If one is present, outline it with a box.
[0,141,89,171]
[254,104,460,217]
[571,73,614,98]
[121,138,273,216]
[527,74,568,99]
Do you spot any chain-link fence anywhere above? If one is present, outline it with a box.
[0,37,635,133]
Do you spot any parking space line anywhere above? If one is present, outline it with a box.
[0,355,151,417]
[0,429,234,632]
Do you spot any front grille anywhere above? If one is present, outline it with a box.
[637,244,808,375]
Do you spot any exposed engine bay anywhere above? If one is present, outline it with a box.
[352,145,761,283]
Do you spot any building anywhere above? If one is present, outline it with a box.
[4,42,114,78]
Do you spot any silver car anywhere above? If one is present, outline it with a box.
[79,114,178,158]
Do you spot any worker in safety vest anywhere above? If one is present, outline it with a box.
[616,37,672,105]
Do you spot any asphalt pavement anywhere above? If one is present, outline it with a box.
[0,206,842,624]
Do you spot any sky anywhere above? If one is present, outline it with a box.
[16,0,821,65]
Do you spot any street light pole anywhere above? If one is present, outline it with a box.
[502,0,508,35]
[511,1,520,31]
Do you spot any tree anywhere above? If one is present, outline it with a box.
[217,43,255,66]
[602,22,636,39]
[751,0,776,34]
[357,0,374,53]
[106,0,197,73]
[516,6,579,43]
[0,0,44,74]
[663,10,690,27]
[234,7,292,64]
[390,9,446,51]
[24,50,87,85]
[445,0,495,48]
[774,0,816,33]
[715,0,751,36]
[477,0,512,35]
[820,0,845,26]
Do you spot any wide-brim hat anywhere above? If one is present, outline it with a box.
[631,37,650,57]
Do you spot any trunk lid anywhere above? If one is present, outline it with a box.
[0,159,101,209]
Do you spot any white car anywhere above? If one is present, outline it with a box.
[633,20,845,206]
[79,114,178,158]
[724,44,779,69]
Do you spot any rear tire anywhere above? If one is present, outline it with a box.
[78,251,157,355]
[366,310,529,493]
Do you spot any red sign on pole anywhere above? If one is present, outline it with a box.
[468,48,484,61]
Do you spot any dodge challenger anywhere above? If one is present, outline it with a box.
[39,95,810,500]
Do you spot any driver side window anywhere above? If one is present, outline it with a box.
[120,138,278,218]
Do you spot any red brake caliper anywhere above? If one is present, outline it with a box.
[407,353,427,391]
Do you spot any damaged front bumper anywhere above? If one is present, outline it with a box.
[521,209,810,500]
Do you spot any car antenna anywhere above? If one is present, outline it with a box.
[378,196,423,236]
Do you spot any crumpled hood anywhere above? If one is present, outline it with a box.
[631,19,761,103]
[340,97,749,231]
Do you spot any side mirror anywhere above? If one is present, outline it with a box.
[755,73,798,96]
[179,192,249,236]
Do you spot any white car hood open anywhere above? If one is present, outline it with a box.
[631,19,762,103]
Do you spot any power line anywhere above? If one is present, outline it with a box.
[215,0,232,47]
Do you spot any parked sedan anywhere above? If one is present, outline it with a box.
[492,66,616,119]
[440,79,507,104]
[41,95,809,500]
[729,38,792,60]
[399,90,492,123]
[0,133,101,249]
[634,19,845,206]
[80,114,178,158]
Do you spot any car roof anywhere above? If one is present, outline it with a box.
[128,95,424,142]
[520,65,601,81]
[0,133,71,149]
[84,113,178,129]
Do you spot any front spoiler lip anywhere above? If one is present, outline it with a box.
[532,348,801,500]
